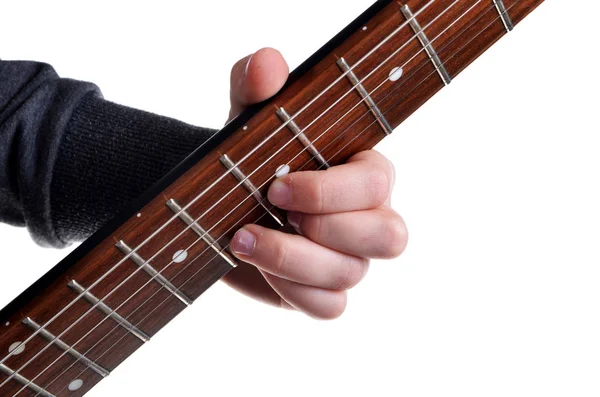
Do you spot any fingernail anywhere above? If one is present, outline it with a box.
[231,228,256,257]
[268,180,291,206]
[287,211,302,232]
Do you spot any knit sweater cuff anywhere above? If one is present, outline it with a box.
[50,93,216,245]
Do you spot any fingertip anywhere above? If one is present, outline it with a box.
[243,47,289,103]
[312,290,348,321]
[229,48,289,121]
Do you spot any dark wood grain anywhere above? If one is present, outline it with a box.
[0,1,545,395]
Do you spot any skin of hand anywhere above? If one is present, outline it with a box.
[222,48,408,319]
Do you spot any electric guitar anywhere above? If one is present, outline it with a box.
[0,0,544,395]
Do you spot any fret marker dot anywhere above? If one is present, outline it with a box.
[8,342,25,355]
[362,26,368,31]
[68,379,84,391]
[275,165,290,178]
[243,126,248,131]
[389,67,403,82]
[173,250,188,263]
[137,213,142,218]
[4,322,9,326]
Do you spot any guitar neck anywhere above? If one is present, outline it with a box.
[0,1,544,395]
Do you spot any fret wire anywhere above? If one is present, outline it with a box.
[289,2,512,176]
[127,0,511,357]
[58,6,515,390]
[21,4,482,394]
[32,3,513,394]
[49,19,515,397]
[0,3,450,388]
[10,2,508,394]
[8,1,483,392]
[0,0,440,376]
[135,0,508,342]
[44,198,284,397]
[315,3,518,170]
[33,201,270,395]
[23,186,282,395]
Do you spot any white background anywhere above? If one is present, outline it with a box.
[1,1,599,396]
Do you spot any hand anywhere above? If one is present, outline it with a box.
[222,48,408,319]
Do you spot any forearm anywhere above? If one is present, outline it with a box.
[0,60,215,247]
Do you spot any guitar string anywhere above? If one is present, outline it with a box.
[0,0,438,376]
[19,1,484,392]
[24,2,508,395]
[119,0,505,341]
[32,34,451,397]
[7,1,482,393]
[0,0,448,387]
[55,4,513,392]
[313,3,513,173]
[33,3,517,395]
[10,2,488,392]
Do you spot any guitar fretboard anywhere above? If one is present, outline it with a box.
[0,1,544,395]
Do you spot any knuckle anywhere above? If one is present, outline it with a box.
[303,214,328,242]
[272,239,290,275]
[381,215,409,258]
[297,172,327,212]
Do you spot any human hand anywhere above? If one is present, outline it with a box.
[222,48,408,319]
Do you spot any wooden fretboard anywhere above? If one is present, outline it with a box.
[0,1,544,395]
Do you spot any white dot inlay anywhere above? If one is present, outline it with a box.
[137,213,142,218]
[68,379,84,391]
[275,165,290,178]
[173,250,188,263]
[389,67,404,82]
[243,125,248,131]
[4,322,9,326]
[362,26,368,31]
[9,342,25,355]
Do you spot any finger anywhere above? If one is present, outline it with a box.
[230,224,369,291]
[288,207,408,259]
[221,263,296,310]
[228,47,289,121]
[267,150,394,214]
[261,271,348,320]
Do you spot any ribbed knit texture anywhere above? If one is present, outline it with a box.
[0,60,216,247]
[1,60,100,247]
[50,93,215,244]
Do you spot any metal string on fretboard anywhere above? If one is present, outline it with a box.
[28,6,508,396]
[0,0,432,388]
[0,0,440,387]
[8,2,492,392]
[30,3,519,396]
[48,4,521,394]
[4,1,517,395]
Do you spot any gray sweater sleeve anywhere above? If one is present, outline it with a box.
[0,60,215,248]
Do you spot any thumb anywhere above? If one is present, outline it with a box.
[228,47,289,122]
